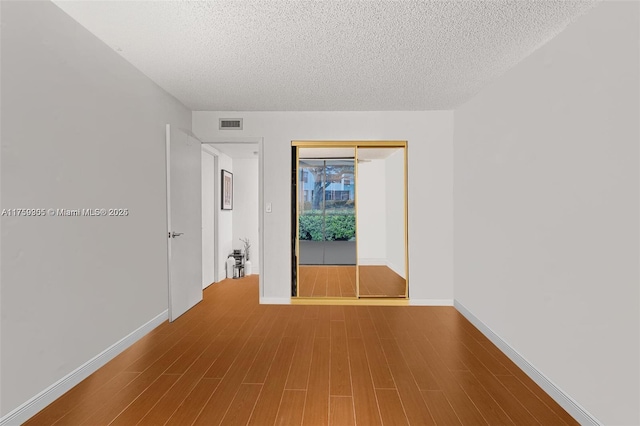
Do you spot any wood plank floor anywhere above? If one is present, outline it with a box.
[298,266,356,297]
[359,265,406,297]
[298,265,405,298]
[25,276,578,426]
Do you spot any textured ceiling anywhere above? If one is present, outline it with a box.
[52,0,597,111]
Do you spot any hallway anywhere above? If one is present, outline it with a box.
[26,276,576,425]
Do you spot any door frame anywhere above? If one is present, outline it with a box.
[201,138,265,299]
[201,145,219,287]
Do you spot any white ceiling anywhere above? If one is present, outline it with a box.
[53,0,597,111]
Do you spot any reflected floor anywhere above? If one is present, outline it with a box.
[297,265,405,298]
[298,266,356,297]
[359,265,406,297]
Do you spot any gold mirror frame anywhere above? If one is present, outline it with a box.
[292,141,409,305]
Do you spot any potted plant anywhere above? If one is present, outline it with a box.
[240,237,252,275]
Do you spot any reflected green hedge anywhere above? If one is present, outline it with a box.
[299,213,355,241]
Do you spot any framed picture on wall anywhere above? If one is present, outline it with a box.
[221,169,233,210]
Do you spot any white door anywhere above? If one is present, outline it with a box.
[166,124,202,321]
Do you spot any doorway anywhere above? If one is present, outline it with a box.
[167,126,265,322]
[204,141,261,284]
[292,141,409,301]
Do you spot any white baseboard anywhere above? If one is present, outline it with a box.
[409,299,454,306]
[453,300,601,426]
[260,297,291,305]
[0,310,168,426]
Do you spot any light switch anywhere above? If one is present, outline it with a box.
[266,202,272,213]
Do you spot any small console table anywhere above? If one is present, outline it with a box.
[231,251,245,279]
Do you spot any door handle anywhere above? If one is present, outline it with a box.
[168,232,184,238]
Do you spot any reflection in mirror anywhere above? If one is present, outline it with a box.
[297,148,357,297]
[356,147,407,297]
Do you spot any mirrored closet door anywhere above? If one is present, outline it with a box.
[356,147,407,297]
[292,142,407,300]
[297,148,357,297]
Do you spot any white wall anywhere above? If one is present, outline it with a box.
[385,149,405,278]
[200,145,234,282]
[193,111,454,303]
[356,159,387,263]
[202,149,216,287]
[453,2,639,425]
[217,154,234,280]
[232,158,260,274]
[1,1,191,418]
[356,149,406,278]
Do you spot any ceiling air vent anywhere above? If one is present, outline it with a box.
[219,118,243,130]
